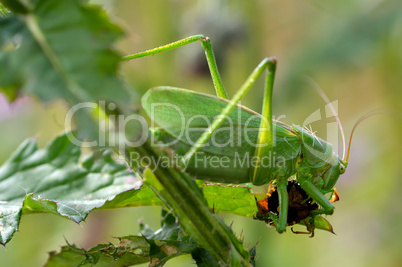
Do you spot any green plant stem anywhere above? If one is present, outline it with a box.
[124,142,251,266]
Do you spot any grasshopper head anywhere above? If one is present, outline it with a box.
[322,155,347,191]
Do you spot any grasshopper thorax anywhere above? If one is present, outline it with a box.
[292,125,347,191]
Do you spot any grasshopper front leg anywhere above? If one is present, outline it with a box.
[270,178,289,233]
[297,170,335,216]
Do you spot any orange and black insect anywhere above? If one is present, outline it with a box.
[255,180,339,236]
[255,180,317,225]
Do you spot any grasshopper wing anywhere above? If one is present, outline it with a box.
[142,87,301,183]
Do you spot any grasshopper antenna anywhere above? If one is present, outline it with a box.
[303,76,346,160]
[345,109,399,163]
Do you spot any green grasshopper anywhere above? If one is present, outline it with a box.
[122,35,354,233]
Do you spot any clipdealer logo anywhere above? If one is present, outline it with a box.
[64,99,341,166]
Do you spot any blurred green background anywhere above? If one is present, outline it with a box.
[1,0,401,266]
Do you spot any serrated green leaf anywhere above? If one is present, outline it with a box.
[0,0,129,104]
[46,210,214,267]
[46,236,151,267]
[140,210,203,267]
[0,133,162,245]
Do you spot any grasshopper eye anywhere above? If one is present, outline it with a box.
[339,163,346,174]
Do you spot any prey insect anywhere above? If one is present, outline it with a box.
[123,35,358,234]
[255,180,338,237]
